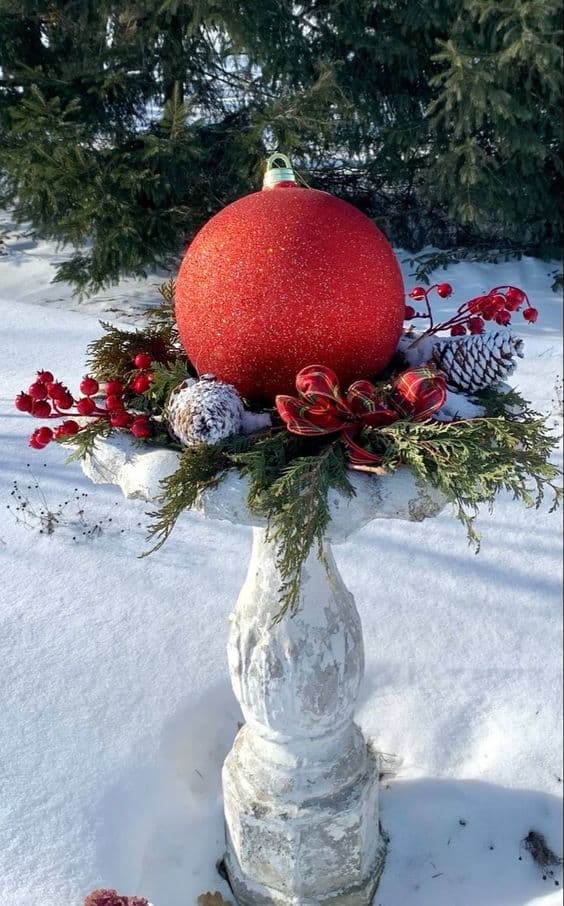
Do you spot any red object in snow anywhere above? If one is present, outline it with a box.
[175,158,405,401]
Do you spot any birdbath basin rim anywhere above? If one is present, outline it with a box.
[81,433,446,542]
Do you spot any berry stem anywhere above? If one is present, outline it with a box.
[423,285,436,328]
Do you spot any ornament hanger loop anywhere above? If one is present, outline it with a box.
[263,152,297,188]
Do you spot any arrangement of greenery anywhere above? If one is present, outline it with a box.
[145,389,561,619]
[14,281,562,619]
[16,281,562,617]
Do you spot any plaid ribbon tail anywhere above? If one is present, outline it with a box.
[342,430,384,467]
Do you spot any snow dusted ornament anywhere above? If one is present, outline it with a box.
[175,153,405,401]
[431,330,524,393]
[166,375,244,446]
[165,374,271,447]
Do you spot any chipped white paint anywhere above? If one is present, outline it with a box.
[82,436,445,905]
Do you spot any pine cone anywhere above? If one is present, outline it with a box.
[165,374,245,446]
[431,330,524,392]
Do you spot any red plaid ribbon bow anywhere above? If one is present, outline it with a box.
[275,364,447,468]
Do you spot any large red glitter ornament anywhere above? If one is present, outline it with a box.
[175,155,405,402]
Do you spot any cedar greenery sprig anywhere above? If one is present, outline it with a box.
[145,385,561,617]
[144,433,257,555]
[144,278,182,350]
[86,279,189,381]
[361,411,561,548]
[146,359,193,410]
[256,442,354,621]
[86,321,174,381]
[232,432,354,620]
[58,419,113,462]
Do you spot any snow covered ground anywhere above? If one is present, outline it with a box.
[1,217,562,906]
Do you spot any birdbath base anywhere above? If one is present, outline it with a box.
[222,530,386,906]
[81,436,445,905]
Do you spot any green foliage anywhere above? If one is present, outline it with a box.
[1,0,560,292]
[148,428,354,619]
[550,271,563,294]
[146,383,561,618]
[145,278,178,335]
[472,384,533,417]
[146,359,194,411]
[403,248,525,285]
[250,443,354,621]
[86,322,172,381]
[361,408,562,547]
[86,278,188,380]
[145,432,254,553]
[427,0,562,256]
[57,419,113,462]
[232,432,355,619]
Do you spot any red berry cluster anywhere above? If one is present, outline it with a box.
[15,353,156,450]
[404,283,538,339]
[84,889,149,906]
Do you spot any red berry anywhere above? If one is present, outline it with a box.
[76,397,96,416]
[133,352,153,370]
[481,302,497,321]
[130,416,151,438]
[404,305,416,320]
[523,307,539,323]
[29,432,46,450]
[436,282,453,298]
[105,394,125,411]
[104,380,124,396]
[490,293,507,310]
[506,287,526,307]
[36,370,54,384]
[31,399,52,418]
[450,324,466,336]
[409,286,427,300]
[36,426,53,445]
[494,310,511,326]
[504,299,521,313]
[58,392,74,410]
[80,375,99,396]
[54,421,80,440]
[468,295,490,314]
[110,410,132,428]
[46,381,67,401]
[130,373,151,394]
[28,380,48,400]
[468,317,485,334]
[15,392,33,412]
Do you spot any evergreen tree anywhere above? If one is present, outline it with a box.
[0,0,561,294]
[427,0,562,255]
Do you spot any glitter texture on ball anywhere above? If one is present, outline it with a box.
[175,184,405,402]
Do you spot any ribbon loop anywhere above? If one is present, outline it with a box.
[275,364,447,465]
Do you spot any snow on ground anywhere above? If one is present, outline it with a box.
[0,220,562,906]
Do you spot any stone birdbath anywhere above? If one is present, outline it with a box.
[82,435,445,905]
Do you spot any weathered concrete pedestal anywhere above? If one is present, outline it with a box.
[82,436,445,905]
[223,530,382,906]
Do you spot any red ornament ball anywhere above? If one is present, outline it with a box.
[175,185,405,401]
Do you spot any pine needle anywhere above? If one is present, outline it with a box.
[144,433,254,554]
[57,419,113,462]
